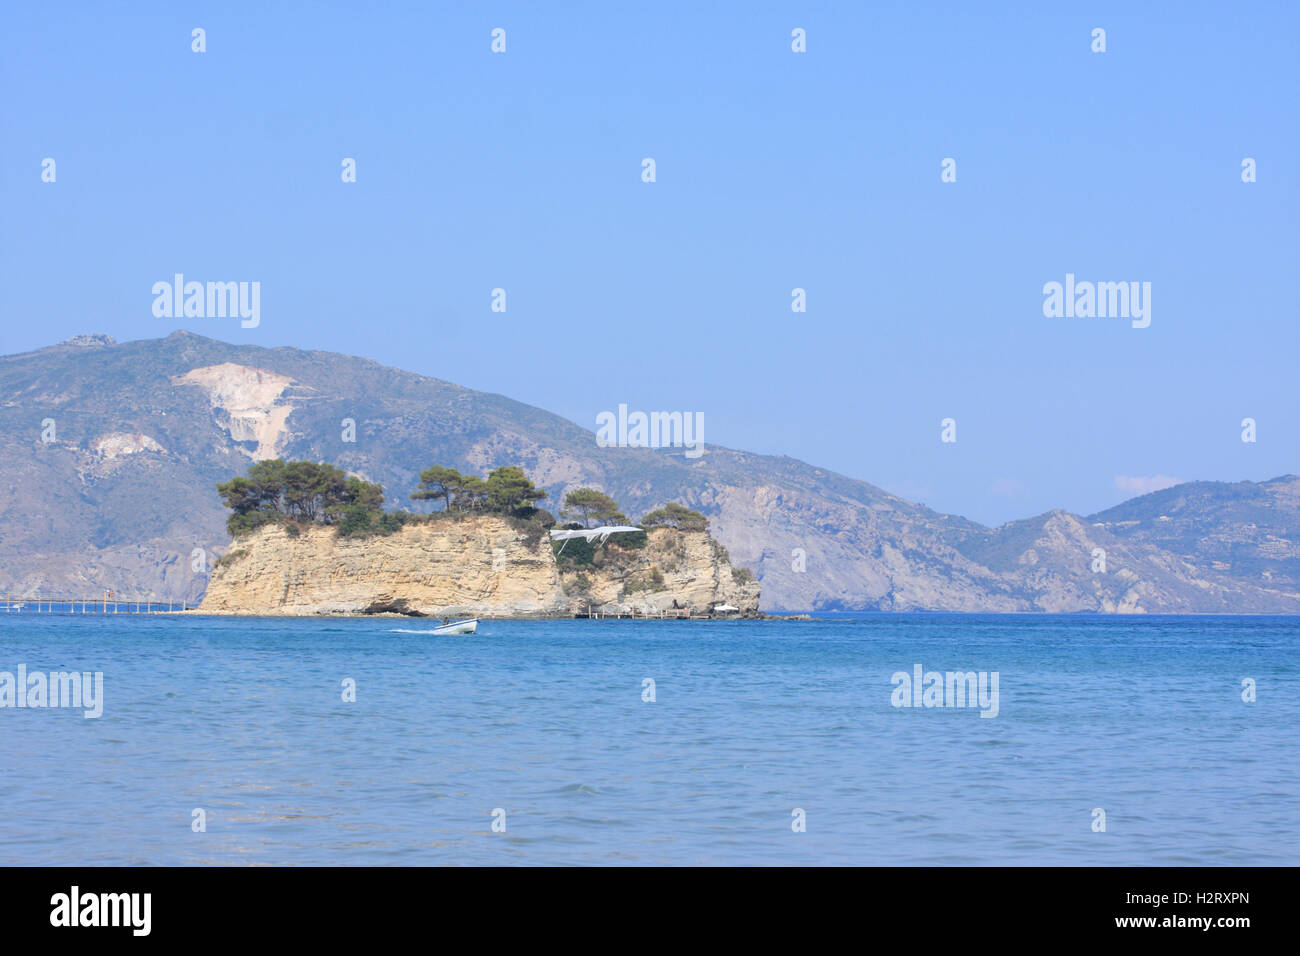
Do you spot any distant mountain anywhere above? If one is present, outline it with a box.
[2,331,1297,612]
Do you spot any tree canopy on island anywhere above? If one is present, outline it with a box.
[410,465,466,512]
[639,502,709,531]
[217,459,713,547]
[412,464,548,519]
[561,488,629,528]
[483,466,548,517]
[550,490,714,568]
[217,459,391,536]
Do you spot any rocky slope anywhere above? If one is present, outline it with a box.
[2,330,1298,612]
[197,518,760,617]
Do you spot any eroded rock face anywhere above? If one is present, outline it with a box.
[59,334,117,348]
[557,528,761,615]
[90,432,165,458]
[198,518,760,617]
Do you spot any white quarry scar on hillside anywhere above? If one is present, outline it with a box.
[173,362,305,460]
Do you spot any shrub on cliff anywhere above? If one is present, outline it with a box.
[554,535,597,568]
[708,540,756,584]
[212,548,249,569]
[336,505,411,538]
[623,567,666,595]
[509,508,556,548]
[553,527,648,568]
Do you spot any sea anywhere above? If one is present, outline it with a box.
[1,613,1296,865]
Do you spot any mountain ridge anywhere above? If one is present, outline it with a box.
[2,330,1296,612]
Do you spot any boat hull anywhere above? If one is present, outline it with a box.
[431,618,478,635]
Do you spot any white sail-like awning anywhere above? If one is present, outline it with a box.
[549,525,643,553]
[713,604,740,613]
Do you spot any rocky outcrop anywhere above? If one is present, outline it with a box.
[197,517,760,617]
[557,527,760,615]
[90,432,165,458]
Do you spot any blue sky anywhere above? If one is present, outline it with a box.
[2,1,1296,525]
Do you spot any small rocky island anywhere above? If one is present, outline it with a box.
[197,461,760,617]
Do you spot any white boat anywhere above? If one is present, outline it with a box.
[430,618,478,635]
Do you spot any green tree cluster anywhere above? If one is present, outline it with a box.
[560,488,629,528]
[639,502,709,532]
[411,464,548,519]
[218,462,722,551]
[216,459,389,537]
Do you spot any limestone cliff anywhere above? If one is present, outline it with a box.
[555,527,760,616]
[197,517,760,617]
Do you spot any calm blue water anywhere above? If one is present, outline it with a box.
[1,614,1296,865]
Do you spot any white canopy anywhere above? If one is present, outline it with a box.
[713,604,740,613]
[549,525,643,552]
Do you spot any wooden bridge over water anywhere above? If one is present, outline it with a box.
[3,597,198,614]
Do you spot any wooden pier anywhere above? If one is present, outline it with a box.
[3,597,197,614]
[572,607,694,619]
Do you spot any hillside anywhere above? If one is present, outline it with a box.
[2,330,1297,612]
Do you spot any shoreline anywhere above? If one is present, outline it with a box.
[178,608,793,621]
